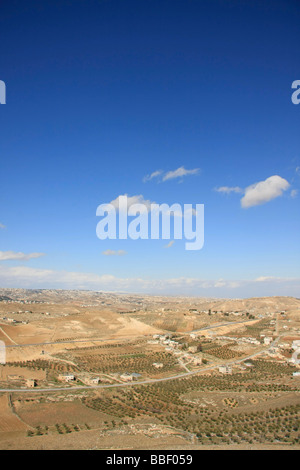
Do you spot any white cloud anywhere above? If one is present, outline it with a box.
[0,251,45,261]
[0,223,6,229]
[162,166,199,181]
[0,265,299,297]
[143,170,163,182]
[255,276,277,282]
[143,166,199,183]
[215,186,243,194]
[291,189,298,198]
[109,194,154,212]
[241,175,290,208]
[102,250,127,256]
[101,195,197,220]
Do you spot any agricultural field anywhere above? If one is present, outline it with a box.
[0,289,299,449]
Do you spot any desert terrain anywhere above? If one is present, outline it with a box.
[0,288,299,450]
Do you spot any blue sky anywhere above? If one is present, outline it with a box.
[0,0,299,297]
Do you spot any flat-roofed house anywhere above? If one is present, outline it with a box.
[26,379,37,388]
[58,373,76,382]
[219,365,232,375]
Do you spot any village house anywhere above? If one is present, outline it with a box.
[58,373,76,382]
[219,365,232,375]
[26,378,37,388]
[191,357,202,365]
[152,362,164,369]
[120,372,141,382]
[264,336,273,345]
[88,377,101,385]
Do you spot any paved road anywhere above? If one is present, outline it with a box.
[0,342,274,394]
[0,317,270,393]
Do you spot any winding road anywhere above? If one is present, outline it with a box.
[0,338,280,394]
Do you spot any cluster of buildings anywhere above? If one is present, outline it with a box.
[0,299,51,305]
[236,336,261,346]
[150,334,203,368]
[216,334,263,346]
[0,317,28,325]
[57,371,144,384]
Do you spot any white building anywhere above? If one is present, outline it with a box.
[88,377,101,385]
[58,373,75,382]
[292,340,300,350]
[152,362,164,369]
[219,365,232,374]
[264,337,272,345]
[120,372,141,382]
